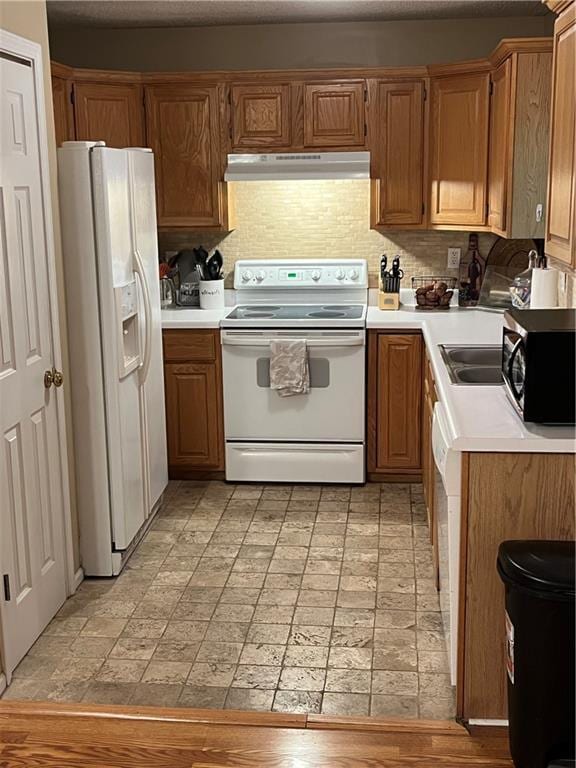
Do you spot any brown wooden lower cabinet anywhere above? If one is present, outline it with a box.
[421,351,438,581]
[367,331,423,478]
[163,329,224,478]
[458,451,575,720]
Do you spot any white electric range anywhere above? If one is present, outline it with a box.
[221,259,368,484]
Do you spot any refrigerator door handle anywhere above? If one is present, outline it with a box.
[133,247,152,384]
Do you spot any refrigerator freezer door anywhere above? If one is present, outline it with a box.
[57,143,114,575]
[91,147,146,550]
[127,149,168,513]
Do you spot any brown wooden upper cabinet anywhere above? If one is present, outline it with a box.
[488,48,552,238]
[429,72,490,227]
[73,82,145,148]
[368,332,423,475]
[371,80,426,228]
[145,85,227,229]
[231,83,292,148]
[303,81,366,147]
[52,76,75,147]
[546,4,576,266]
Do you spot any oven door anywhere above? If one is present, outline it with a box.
[221,329,365,442]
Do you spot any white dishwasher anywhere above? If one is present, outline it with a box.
[432,401,462,686]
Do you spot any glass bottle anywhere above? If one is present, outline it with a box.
[458,233,485,307]
[510,249,538,309]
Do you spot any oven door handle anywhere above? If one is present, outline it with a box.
[221,331,365,348]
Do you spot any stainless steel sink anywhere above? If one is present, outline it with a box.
[454,366,503,384]
[444,347,502,367]
[439,345,504,386]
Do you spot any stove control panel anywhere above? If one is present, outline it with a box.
[235,260,368,289]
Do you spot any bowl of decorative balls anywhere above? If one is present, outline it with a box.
[412,276,457,310]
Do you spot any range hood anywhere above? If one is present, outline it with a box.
[224,151,370,182]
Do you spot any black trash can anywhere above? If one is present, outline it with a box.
[497,540,575,768]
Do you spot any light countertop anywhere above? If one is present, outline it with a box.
[161,307,229,329]
[368,301,575,453]
[161,298,575,454]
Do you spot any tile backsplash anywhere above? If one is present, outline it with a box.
[159,179,575,301]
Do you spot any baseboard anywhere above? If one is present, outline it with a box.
[168,468,226,481]
[368,472,423,483]
[72,567,84,593]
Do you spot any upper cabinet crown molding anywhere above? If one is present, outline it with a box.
[543,0,574,13]
[489,36,553,66]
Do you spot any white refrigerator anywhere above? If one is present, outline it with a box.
[58,142,168,576]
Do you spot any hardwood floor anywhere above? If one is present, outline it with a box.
[0,701,512,767]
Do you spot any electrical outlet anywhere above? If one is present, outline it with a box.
[447,247,461,269]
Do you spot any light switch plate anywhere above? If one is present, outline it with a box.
[447,248,461,269]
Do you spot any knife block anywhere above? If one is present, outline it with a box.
[378,290,400,311]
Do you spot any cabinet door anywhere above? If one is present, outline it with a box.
[74,82,145,148]
[429,73,490,226]
[164,362,223,470]
[368,333,423,473]
[546,5,576,265]
[231,83,292,148]
[373,81,425,226]
[304,81,365,147]
[52,76,75,147]
[487,59,513,234]
[145,85,224,228]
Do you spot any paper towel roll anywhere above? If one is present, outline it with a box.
[530,268,559,309]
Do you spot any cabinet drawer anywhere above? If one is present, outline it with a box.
[163,330,218,362]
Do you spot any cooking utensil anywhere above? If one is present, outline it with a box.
[380,255,388,280]
[391,256,404,279]
[194,246,209,274]
[206,249,224,280]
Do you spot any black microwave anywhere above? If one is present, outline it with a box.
[502,308,575,425]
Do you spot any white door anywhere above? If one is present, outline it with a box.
[0,53,67,675]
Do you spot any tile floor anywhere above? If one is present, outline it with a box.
[2,481,455,719]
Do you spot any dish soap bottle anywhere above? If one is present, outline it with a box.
[510,249,538,309]
[458,233,485,307]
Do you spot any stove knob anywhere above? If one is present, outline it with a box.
[241,269,253,282]
[348,268,359,281]
[255,270,266,282]
[335,268,345,281]
[311,270,321,282]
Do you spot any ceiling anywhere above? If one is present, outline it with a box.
[47,0,551,28]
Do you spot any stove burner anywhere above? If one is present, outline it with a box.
[308,310,346,319]
[243,312,275,318]
[322,305,350,311]
[246,306,281,312]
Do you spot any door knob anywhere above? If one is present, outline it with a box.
[44,368,64,389]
